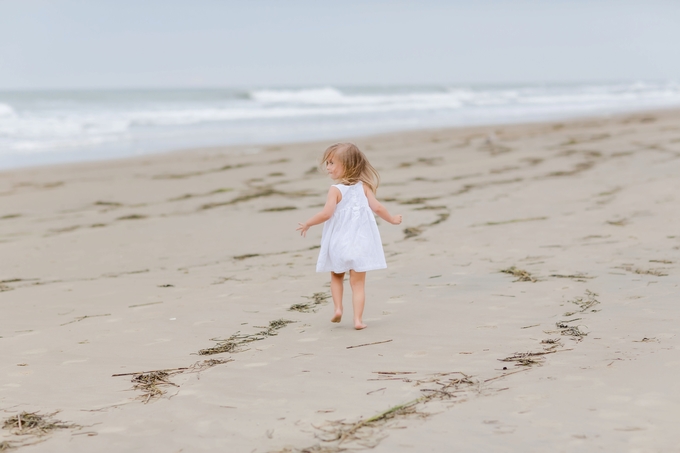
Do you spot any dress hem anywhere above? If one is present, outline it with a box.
[316,265,387,273]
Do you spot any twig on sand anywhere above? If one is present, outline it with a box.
[498,348,572,367]
[372,371,415,375]
[60,314,111,326]
[483,368,530,383]
[475,216,548,227]
[198,319,295,356]
[112,367,189,377]
[366,388,386,395]
[346,340,392,349]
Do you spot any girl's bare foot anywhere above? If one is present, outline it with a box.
[331,311,342,323]
[354,322,367,330]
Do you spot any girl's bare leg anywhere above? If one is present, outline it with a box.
[349,270,367,330]
[330,272,345,322]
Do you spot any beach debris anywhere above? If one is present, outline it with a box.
[499,348,571,367]
[288,292,330,313]
[475,216,547,227]
[112,367,189,377]
[499,352,546,367]
[2,411,77,438]
[373,371,414,375]
[128,301,163,308]
[197,319,294,356]
[550,273,594,281]
[261,206,297,212]
[649,259,673,264]
[158,284,174,287]
[555,318,583,328]
[153,162,250,180]
[398,197,438,205]
[606,218,628,226]
[309,372,475,448]
[544,161,596,178]
[634,337,659,343]
[616,266,669,276]
[369,371,416,382]
[168,187,233,201]
[560,326,588,339]
[563,290,600,316]
[131,371,178,403]
[59,313,111,326]
[401,210,450,239]
[546,321,589,340]
[94,200,122,207]
[429,213,450,226]
[199,186,314,211]
[115,359,233,403]
[403,227,422,239]
[233,253,260,261]
[103,269,149,278]
[500,266,537,282]
[116,214,147,220]
[346,339,393,350]
[366,388,386,395]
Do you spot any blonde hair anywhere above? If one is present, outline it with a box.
[322,143,380,193]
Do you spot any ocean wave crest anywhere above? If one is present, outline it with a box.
[250,87,347,104]
[2,81,680,162]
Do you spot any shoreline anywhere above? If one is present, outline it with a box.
[2,105,680,174]
[1,107,679,451]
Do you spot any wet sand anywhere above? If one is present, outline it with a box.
[1,109,680,452]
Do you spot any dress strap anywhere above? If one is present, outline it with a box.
[332,183,351,195]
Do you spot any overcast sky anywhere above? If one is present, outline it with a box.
[0,0,679,90]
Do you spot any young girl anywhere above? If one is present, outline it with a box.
[297,143,402,330]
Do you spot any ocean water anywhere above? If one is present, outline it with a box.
[1,81,680,169]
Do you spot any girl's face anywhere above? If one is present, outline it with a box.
[326,154,344,180]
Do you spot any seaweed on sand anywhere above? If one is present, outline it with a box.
[625,267,668,276]
[500,266,537,282]
[132,371,178,403]
[198,319,295,356]
[306,373,476,450]
[562,290,600,316]
[499,351,547,367]
[403,227,422,239]
[123,358,233,403]
[2,411,77,437]
[289,292,330,313]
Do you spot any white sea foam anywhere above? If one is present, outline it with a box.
[1,81,680,167]
[251,87,347,104]
[0,102,16,117]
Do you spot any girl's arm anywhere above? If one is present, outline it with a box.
[297,186,341,237]
[364,186,402,225]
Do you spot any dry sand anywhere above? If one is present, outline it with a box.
[1,109,680,452]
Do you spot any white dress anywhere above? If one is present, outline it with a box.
[316,182,387,273]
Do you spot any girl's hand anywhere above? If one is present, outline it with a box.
[391,215,403,225]
[297,222,310,237]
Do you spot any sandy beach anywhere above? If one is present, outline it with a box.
[1,109,680,452]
